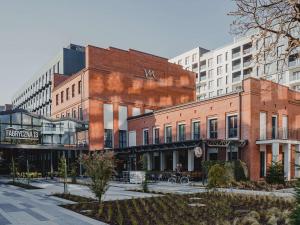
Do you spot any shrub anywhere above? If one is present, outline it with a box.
[266,161,285,184]
[207,164,231,188]
[290,178,300,225]
[234,160,248,181]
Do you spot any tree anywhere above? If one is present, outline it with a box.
[79,151,115,205]
[230,0,300,63]
[58,156,68,194]
[70,162,78,184]
[266,161,285,184]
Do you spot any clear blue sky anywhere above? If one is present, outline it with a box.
[0,0,236,105]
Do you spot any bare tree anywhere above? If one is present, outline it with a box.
[230,0,300,64]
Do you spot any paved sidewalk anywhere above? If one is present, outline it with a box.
[0,183,107,225]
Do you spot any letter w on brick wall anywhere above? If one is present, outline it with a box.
[144,69,157,79]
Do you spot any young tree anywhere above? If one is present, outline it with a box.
[58,156,68,194]
[230,0,300,63]
[79,151,115,205]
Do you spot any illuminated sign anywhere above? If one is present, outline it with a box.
[5,127,39,140]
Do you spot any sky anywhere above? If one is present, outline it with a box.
[0,0,236,105]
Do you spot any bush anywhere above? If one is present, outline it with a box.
[208,164,231,188]
[290,178,300,225]
[234,160,248,181]
[266,161,285,184]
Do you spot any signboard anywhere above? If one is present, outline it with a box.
[194,146,203,158]
[129,171,146,184]
[5,127,39,140]
[144,69,157,80]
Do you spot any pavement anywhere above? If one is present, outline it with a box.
[0,178,295,225]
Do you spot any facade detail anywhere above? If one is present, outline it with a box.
[123,78,300,181]
[12,44,85,117]
[170,36,300,100]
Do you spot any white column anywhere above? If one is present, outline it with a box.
[260,144,267,177]
[160,152,165,171]
[295,145,300,178]
[173,151,179,171]
[188,150,194,172]
[272,142,280,163]
[147,153,152,171]
[283,143,291,180]
[79,150,83,176]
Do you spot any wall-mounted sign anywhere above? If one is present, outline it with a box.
[144,69,157,80]
[194,146,203,158]
[5,127,39,140]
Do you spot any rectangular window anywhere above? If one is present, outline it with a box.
[217,54,222,64]
[260,151,266,177]
[79,107,83,120]
[228,115,238,138]
[78,81,82,94]
[185,56,190,65]
[72,109,77,119]
[153,128,160,144]
[61,91,64,103]
[217,78,222,87]
[165,126,172,143]
[104,129,113,148]
[56,94,59,105]
[209,119,218,139]
[192,121,200,140]
[119,130,127,148]
[66,88,69,100]
[208,58,213,67]
[72,84,75,97]
[143,129,149,145]
[178,124,186,141]
[272,116,278,139]
[192,53,197,62]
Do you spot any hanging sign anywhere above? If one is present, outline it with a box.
[5,127,39,140]
[194,146,203,158]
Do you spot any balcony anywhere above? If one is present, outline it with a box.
[289,59,300,68]
[258,128,300,141]
[232,47,241,59]
[232,59,241,71]
[243,43,252,55]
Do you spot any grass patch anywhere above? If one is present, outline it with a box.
[61,192,295,225]
[7,181,42,190]
[52,193,96,203]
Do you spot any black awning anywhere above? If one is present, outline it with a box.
[114,139,248,155]
[0,143,88,151]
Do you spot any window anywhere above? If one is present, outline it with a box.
[78,81,82,94]
[192,121,200,140]
[66,88,69,100]
[192,53,197,62]
[104,129,113,148]
[217,78,222,87]
[228,115,238,138]
[178,124,186,141]
[225,52,228,61]
[272,116,278,139]
[217,89,223,95]
[225,64,228,73]
[72,109,77,119]
[61,91,64,103]
[143,129,149,145]
[165,126,172,143]
[209,119,218,139]
[178,59,182,65]
[56,94,59,105]
[79,107,83,120]
[264,63,271,74]
[208,80,213,89]
[217,54,222,64]
[119,130,127,148]
[72,84,75,97]
[277,45,285,57]
[209,91,214,98]
[208,58,213,67]
[153,128,160,144]
[208,69,213,79]
[185,56,190,65]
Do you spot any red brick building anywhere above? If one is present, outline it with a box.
[51,45,195,150]
[125,78,300,181]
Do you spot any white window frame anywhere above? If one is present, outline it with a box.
[226,113,239,140]
[164,125,172,143]
[152,126,160,144]
[191,120,200,140]
[143,128,149,145]
[207,117,218,139]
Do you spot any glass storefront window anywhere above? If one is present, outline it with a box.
[22,113,32,125]
[11,113,21,125]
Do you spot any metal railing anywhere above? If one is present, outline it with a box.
[258,128,300,141]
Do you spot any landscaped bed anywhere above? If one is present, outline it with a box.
[57,192,295,225]
[7,181,42,189]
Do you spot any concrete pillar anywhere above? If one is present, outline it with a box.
[260,144,266,177]
[272,142,280,163]
[160,152,165,171]
[188,150,194,172]
[295,145,300,178]
[172,151,179,171]
[79,150,83,176]
[283,143,291,180]
[147,153,152,171]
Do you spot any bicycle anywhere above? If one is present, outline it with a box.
[168,173,190,184]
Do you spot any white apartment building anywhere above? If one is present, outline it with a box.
[170,36,300,100]
[12,44,85,117]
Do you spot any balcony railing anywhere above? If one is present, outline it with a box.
[232,64,241,71]
[258,128,300,141]
[289,59,300,67]
[243,47,252,55]
[232,52,241,59]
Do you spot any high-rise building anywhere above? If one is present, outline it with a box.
[12,44,85,116]
[170,36,300,100]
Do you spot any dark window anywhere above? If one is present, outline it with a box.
[209,153,218,160]
[56,94,59,106]
[178,124,186,141]
[227,151,238,161]
[209,119,218,139]
[119,130,127,148]
[78,81,82,94]
[260,151,266,177]
[192,121,200,140]
[79,107,83,120]
[154,128,159,144]
[61,91,64,103]
[104,129,113,148]
[143,129,149,145]
[272,116,277,139]
[72,109,77,119]
[165,126,172,143]
[72,84,75,97]
[66,88,69,100]
[228,115,238,138]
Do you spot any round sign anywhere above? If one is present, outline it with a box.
[194,146,203,158]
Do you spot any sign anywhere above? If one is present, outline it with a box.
[194,146,203,158]
[144,69,157,80]
[5,127,39,140]
[129,171,146,184]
